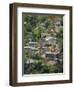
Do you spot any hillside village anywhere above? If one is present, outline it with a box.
[23,15,63,74]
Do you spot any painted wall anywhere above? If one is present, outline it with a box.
[0,0,74,90]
